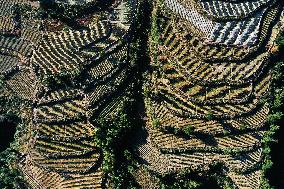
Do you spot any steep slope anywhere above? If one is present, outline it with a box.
[0,0,139,188]
[136,0,284,188]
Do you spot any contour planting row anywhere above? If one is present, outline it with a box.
[227,170,262,189]
[34,99,87,123]
[158,66,271,103]
[93,94,129,120]
[161,48,271,85]
[164,149,263,172]
[177,1,271,47]
[36,121,96,140]
[20,28,42,46]
[32,22,110,75]
[33,137,97,157]
[30,150,100,174]
[0,54,18,74]
[194,0,273,19]
[156,79,254,104]
[86,67,129,109]
[140,136,258,175]
[20,155,103,189]
[150,101,269,135]
[85,43,129,82]
[53,0,97,5]
[147,124,263,153]
[0,16,15,34]
[153,86,268,119]
[0,0,29,17]
[137,139,173,174]
[138,135,262,174]
[5,69,37,100]
[37,89,84,105]
[208,8,266,46]
[160,22,272,83]
[81,31,121,59]
[162,10,281,62]
[59,171,104,189]
[19,158,64,189]
[152,67,271,116]
[0,35,33,57]
[164,0,280,53]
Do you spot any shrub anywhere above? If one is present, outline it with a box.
[94,111,132,176]
[152,118,160,128]
[0,149,27,189]
[183,125,195,136]
[42,68,80,90]
[267,112,283,125]
[205,112,214,121]
[239,124,248,131]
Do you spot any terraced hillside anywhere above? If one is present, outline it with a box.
[0,0,139,188]
[0,0,284,188]
[137,0,284,188]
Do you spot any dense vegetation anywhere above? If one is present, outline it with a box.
[0,96,25,188]
[266,32,284,188]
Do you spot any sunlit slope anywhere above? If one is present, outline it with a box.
[138,0,284,188]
